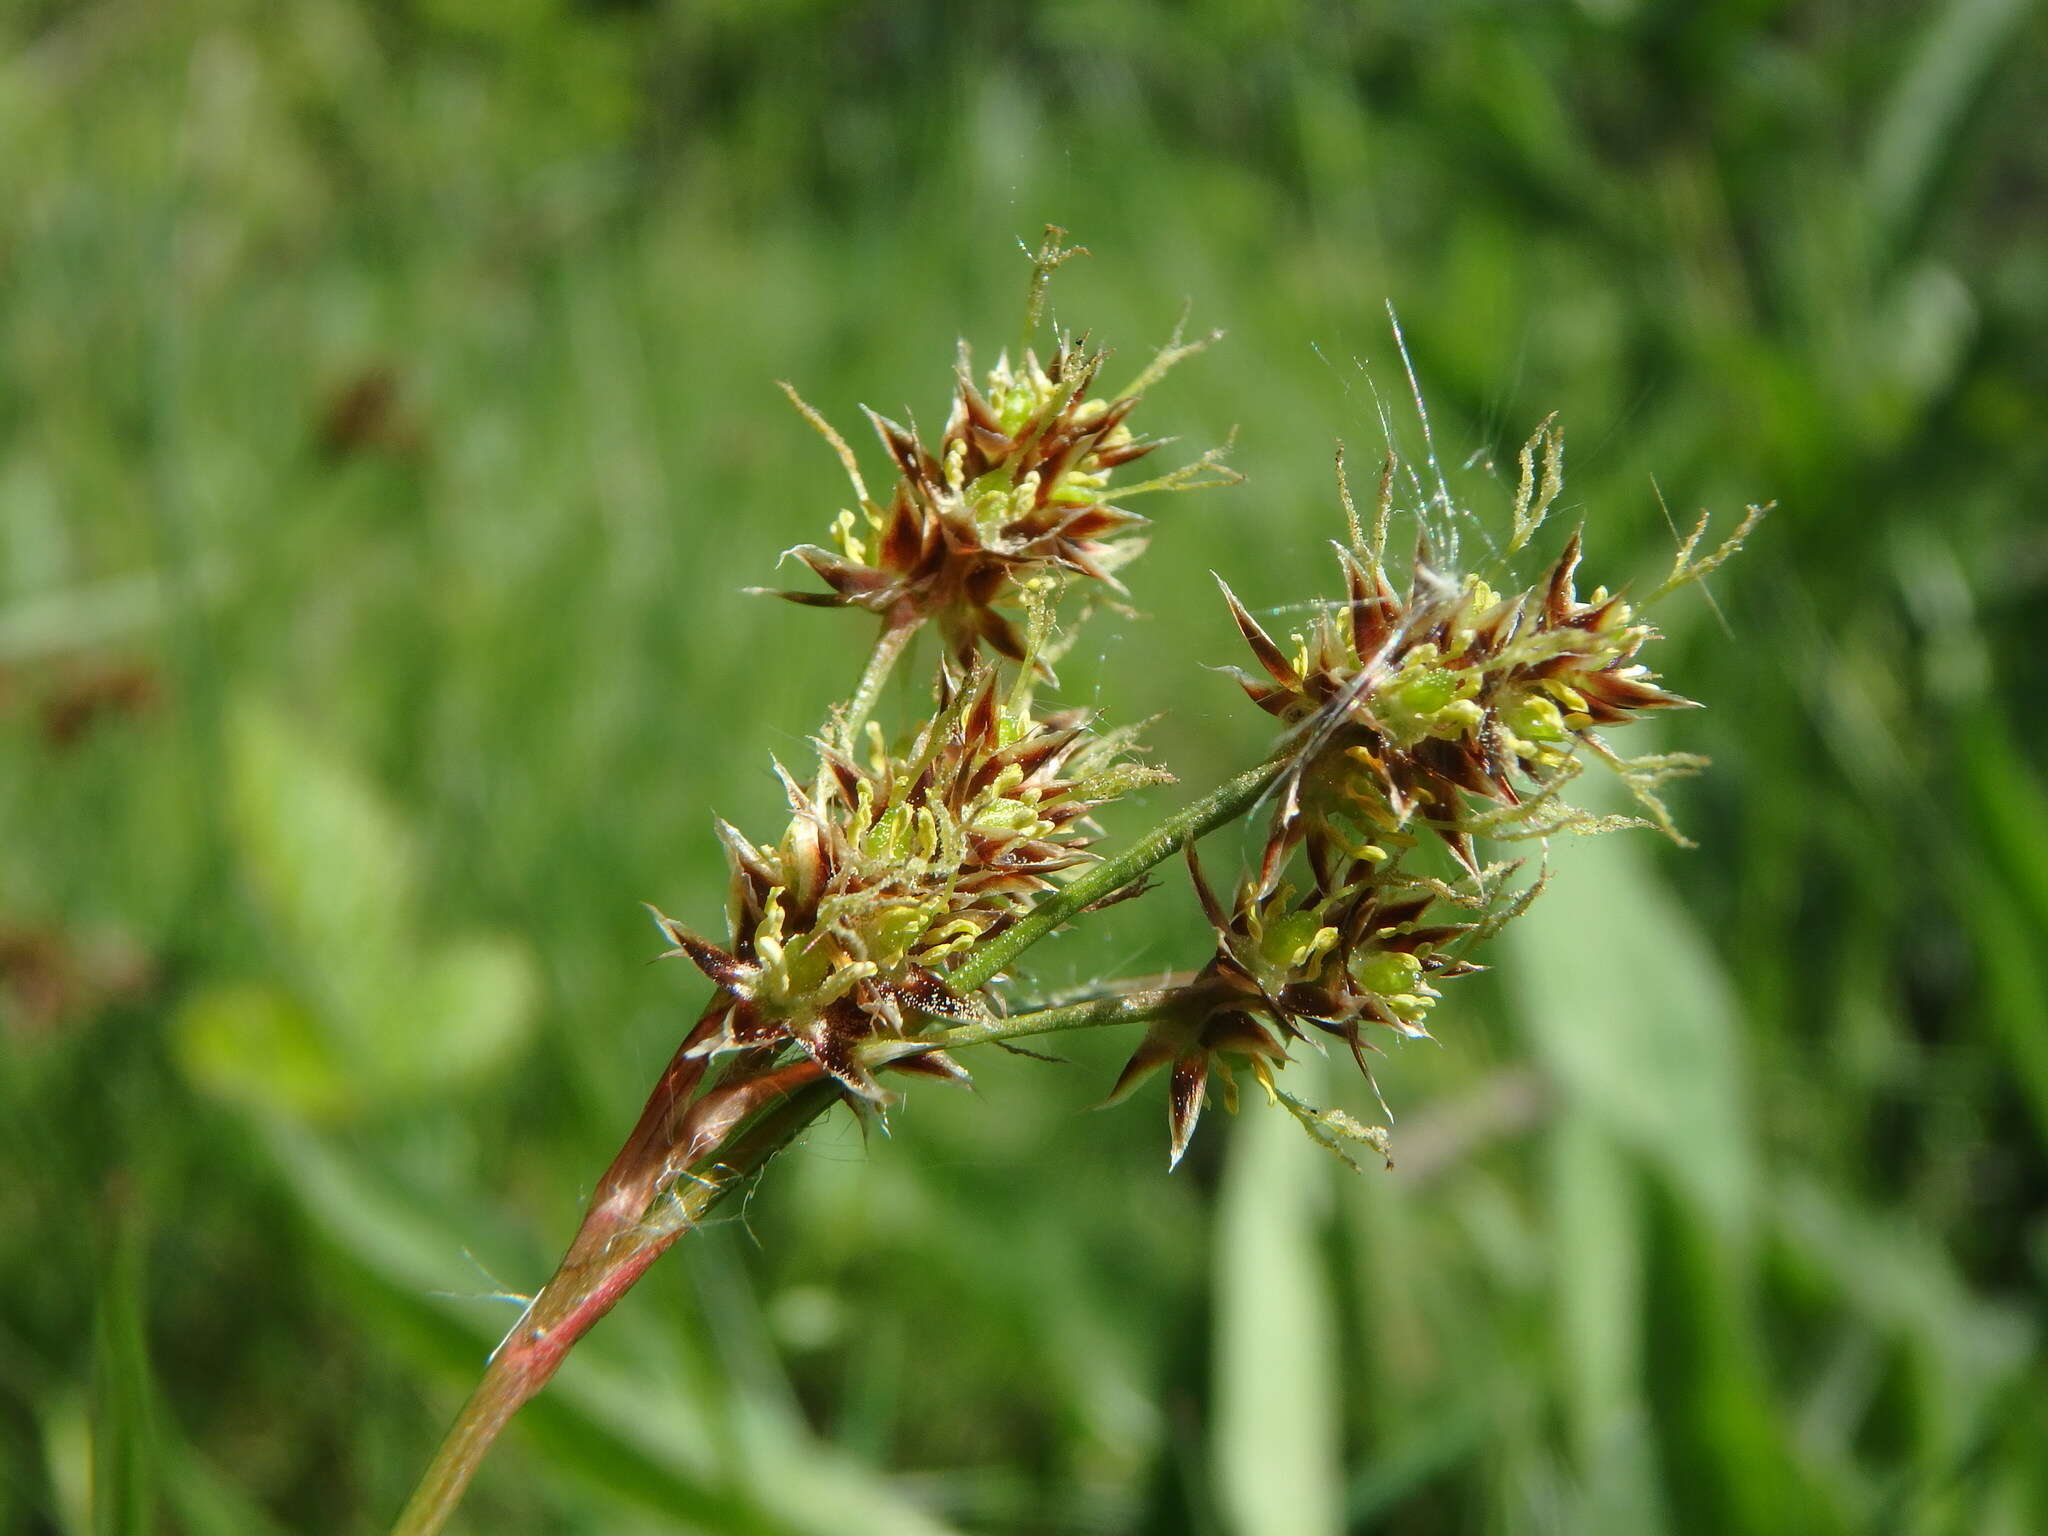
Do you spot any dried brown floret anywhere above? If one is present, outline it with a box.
[1108,846,1485,1165]
[654,665,1169,1103]
[762,333,1235,673]
[1221,531,1696,886]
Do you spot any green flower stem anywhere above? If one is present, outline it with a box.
[947,754,1291,993]
[815,616,924,808]
[841,616,922,744]
[386,1080,840,1536]
[937,989,1180,1048]
[865,988,1182,1065]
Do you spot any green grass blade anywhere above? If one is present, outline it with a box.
[1863,0,2035,260]
[1212,1061,1340,1536]
[90,1202,157,1536]
[1550,1118,1667,1533]
[1505,809,1754,1237]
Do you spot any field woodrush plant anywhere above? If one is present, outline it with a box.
[387,231,1763,1533]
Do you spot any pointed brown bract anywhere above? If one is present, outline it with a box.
[1106,993,1287,1169]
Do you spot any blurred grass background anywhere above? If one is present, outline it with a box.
[5,0,2048,1531]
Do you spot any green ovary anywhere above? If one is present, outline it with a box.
[1257,911,1338,973]
[1371,647,1484,746]
[1499,689,1568,747]
[864,900,940,968]
[1352,948,1421,999]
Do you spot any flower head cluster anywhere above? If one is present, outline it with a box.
[1113,427,1761,1164]
[764,329,1235,670]
[656,664,1170,1103]
[393,269,1766,1534]
[1221,531,1695,883]
[1110,847,1488,1165]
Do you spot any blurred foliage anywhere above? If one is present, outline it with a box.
[4,0,2047,1531]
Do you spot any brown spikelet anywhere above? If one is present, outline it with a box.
[767,331,1232,673]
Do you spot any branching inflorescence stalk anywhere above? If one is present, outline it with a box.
[388,230,1759,1532]
[945,755,1291,992]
